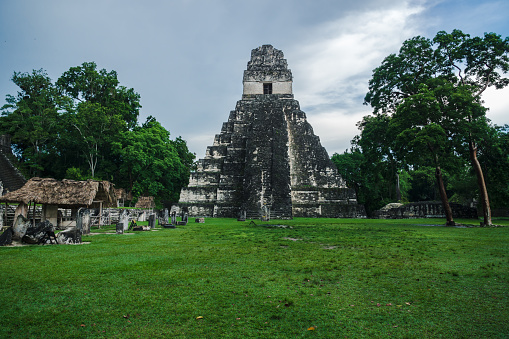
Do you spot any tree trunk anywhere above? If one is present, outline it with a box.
[396,172,401,202]
[469,141,492,226]
[435,165,455,226]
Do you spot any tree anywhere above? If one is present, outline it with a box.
[332,147,395,216]
[390,83,466,225]
[57,62,140,129]
[407,166,441,202]
[332,114,406,216]
[478,124,509,209]
[57,62,141,178]
[331,148,364,200]
[365,30,509,226]
[434,30,509,225]
[0,69,60,176]
[356,114,401,213]
[113,116,195,205]
[2,63,195,205]
[68,102,124,178]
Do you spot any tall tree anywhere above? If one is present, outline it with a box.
[113,116,195,205]
[69,102,124,178]
[434,30,509,225]
[2,63,195,205]
[57,62,141,178]
[0,69,60,176]
[365,30,509,226]
[478,124,509,209]
[356,114,401,212]
[332,114,404,216]
[331,148,364,200]
[56,62,140,129]
[390,82,467,225]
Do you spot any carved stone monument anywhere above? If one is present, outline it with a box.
[12,215,31,241]
[178,45,366,219]
[0,227,13,246]
[148,214,156,229]
[116,222,124,234]
[56,227,82,244]
[22,220,56,244]
[119,209,129,232]
[158,209,169,225]
[76,208,91,235]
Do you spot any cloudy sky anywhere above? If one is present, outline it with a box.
[1,0,508,158]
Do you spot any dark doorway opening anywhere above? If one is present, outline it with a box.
[263,83,273,94]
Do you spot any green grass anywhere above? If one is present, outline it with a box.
[1,218,508,338]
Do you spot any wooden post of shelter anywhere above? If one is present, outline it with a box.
[31,201,36,227]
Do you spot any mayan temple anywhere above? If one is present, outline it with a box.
[178,45,366,219]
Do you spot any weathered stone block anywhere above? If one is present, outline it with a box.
[148,214,156,229]
[56,227,82,244]
[116,223,124,234]
[372,201,478,219]
[22,220,56,244]
[0,227,13,246]
[119,209,129,231]
[76,208,91,234]
[12,215,31,241]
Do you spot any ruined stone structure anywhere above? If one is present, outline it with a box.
[179,45,366,219]
[372,201,478,220]
[0,135,26,196]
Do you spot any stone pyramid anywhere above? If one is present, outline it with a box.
[178,45,366,219]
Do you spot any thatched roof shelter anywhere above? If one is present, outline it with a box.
[114,188,132,201]
[0,177,117,208]
[134,196,155,209]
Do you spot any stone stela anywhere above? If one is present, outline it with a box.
[178,45,366,219]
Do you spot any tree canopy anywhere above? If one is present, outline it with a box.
[1,62,195,207]
[0,69,60,177]
[334,29,509,223]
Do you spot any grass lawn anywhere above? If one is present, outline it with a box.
[0,218,508,338]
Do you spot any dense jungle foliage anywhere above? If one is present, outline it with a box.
[333,30,509,219]
[0,62,195,207]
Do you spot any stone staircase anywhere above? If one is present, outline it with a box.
[0,142,27,195]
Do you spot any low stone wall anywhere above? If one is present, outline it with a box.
[372,201,478,219]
